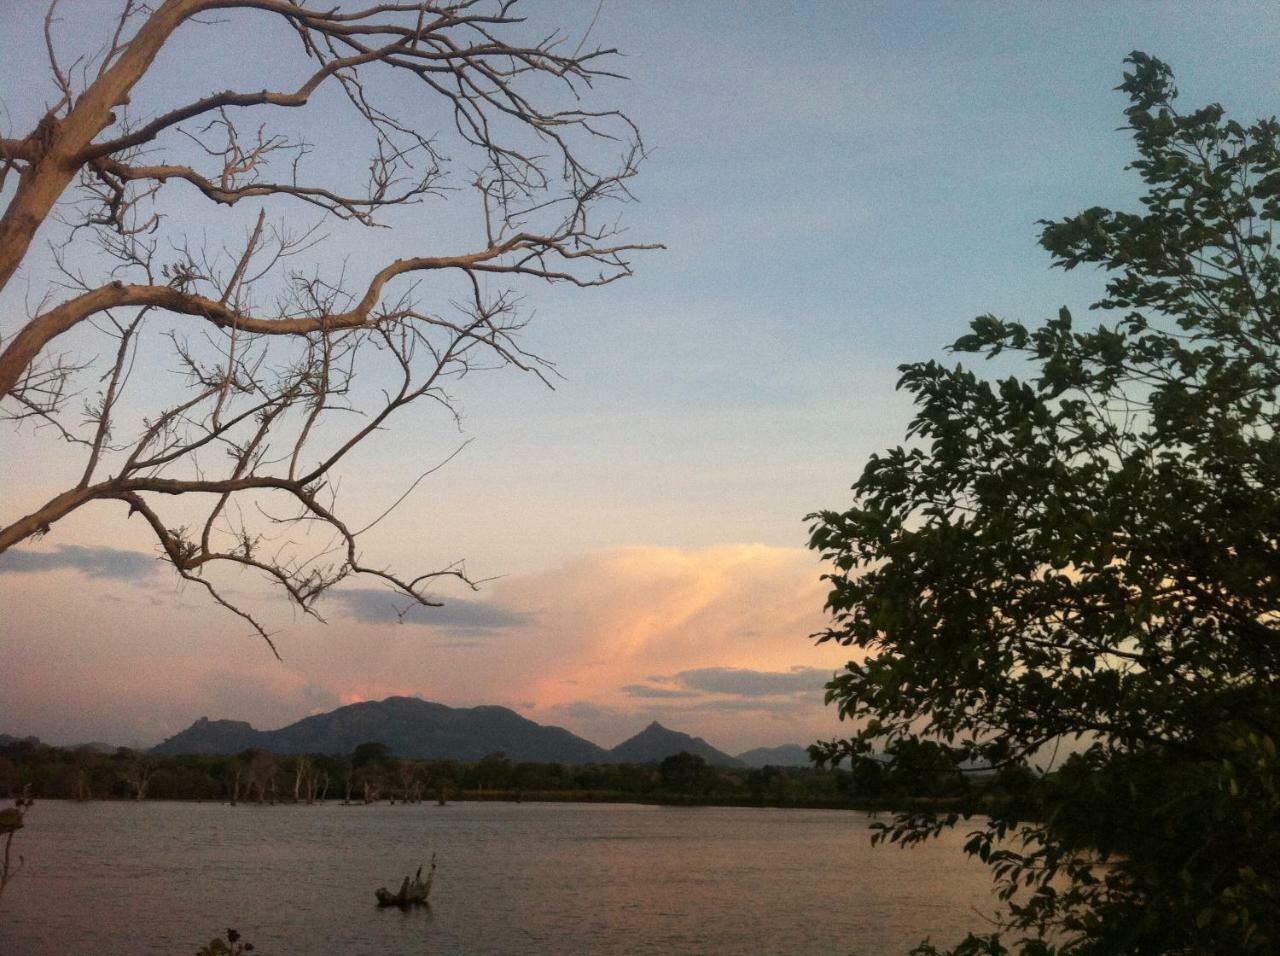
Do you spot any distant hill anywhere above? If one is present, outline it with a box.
[608,721,744,768]
[152,697,609,764]
[15,703,793,770]
[151,699,767,767]
[0,734,119,753]
[736,745,811,768]
[153,719,263,755]
[0,734,41,747]
[70,741,121,754]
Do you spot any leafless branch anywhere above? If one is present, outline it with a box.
[0,0,658,652]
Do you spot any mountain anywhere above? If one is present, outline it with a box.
[608,721,744,768]
[19,702,782,769]
[70,741,121,754]
[152,701,757,767]
[736,745,812,768]
[153,719,263,755]
[152,697,609,764]
[0,734,41,747]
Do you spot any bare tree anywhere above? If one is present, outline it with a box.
[0,1,653,654]
[0,788,34,905]
[120,751,156,799]
[396,758,421,803]
[292,754,310,803]
[244,748,279,803]
[291,753,326,804]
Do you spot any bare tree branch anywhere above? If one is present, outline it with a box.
[0,0,658,651]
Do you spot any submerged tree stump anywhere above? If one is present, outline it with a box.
[375,856,436,907]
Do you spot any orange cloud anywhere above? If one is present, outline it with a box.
[487,544,850,749]
[2,543,853,754]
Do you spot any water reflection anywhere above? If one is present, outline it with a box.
[1,801,997,955]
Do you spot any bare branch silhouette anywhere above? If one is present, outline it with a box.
[1,0,659,652]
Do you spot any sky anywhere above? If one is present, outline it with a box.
[3,1,1280,753]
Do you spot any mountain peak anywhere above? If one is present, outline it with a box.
[153,717,262,756]
[610,722,743,768]
[153,697,606,763]
[736,744,812,768]
[149,698,753,768]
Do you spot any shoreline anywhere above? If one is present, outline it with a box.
[21,792,974,814]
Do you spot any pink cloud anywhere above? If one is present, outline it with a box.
[2,544,853,754]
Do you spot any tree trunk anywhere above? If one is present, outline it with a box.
[0,0,200,304]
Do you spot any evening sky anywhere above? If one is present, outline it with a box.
[2,2,1277,751]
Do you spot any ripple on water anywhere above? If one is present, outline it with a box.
[1,801,997,955]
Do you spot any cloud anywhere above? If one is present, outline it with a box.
[325,588,532,630]
[688,697,810,715]
[545,700,628,723]
[673,666,833,698]
[0,545,161,581]
[621,684,699,700]
[2,542,850,753]
[621,666,833,702]
[488,544,849,749]
[301,683,339,711]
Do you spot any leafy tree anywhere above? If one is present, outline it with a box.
[808,53,1280,954]
[659,751,711,794]
[466,752,514,790]
[311,753,350,785]
[881,739,967,800]
[0,757,18,796]
[513,760,571,792]
[843,755,890,801]
[746,764,780,800]
[350,741,392,770]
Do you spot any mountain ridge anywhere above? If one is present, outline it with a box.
[153,697,609,764]
[609,720,744,768]
[147,697,793,767]
[736,744,812,768]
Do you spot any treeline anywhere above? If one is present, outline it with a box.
[0,738,1035,811]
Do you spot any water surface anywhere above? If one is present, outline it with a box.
[1,800,996,954]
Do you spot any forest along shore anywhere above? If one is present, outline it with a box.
[2,738,1032,816]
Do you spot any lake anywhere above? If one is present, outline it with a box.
[1,801,997,954]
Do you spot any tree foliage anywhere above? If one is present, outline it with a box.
[808,53,1280,954]
[2,739,865,807]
